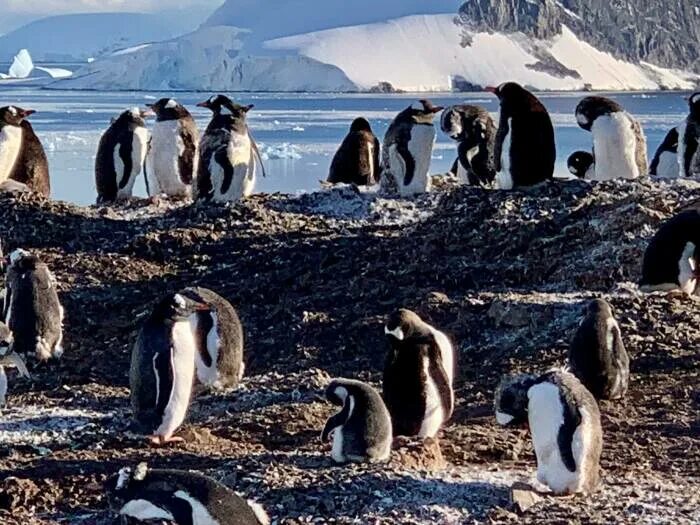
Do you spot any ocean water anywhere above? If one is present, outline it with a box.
[0,89,690,205]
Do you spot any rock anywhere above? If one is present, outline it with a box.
[390,436,446,472]
[510,482,542,513]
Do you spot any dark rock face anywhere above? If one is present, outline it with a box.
[458,0,700,74]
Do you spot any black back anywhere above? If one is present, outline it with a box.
[682,92,700,177]
[649,126,679,176]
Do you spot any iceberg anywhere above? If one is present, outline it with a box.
[8,48,33,79]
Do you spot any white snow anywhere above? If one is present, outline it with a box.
[259,143,303,161]
[111,44,153,57]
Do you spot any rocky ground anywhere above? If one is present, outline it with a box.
[0,177,698,524]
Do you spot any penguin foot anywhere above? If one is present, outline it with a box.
[147,435,185,447]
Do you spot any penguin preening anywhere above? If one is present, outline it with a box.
[486,82,555,189]
[640,210,700,296]
[575,96,648,180]
[95,108,149,204]
[679,92,700,178]
[495,369,603,495]
[144,98,199,199]
[568,299,630,400]
[0,105,50,197]
[0,322,30,407]
[649,125,680,178]
[195,95,266,203]
[104,463,270,525]
[381,99,444,196]
[440,104,496,187]
[327,117,381,186]
[567,151,595,179]
[321,378,392,464]
[4,249,64,362]
[382,309,455,438]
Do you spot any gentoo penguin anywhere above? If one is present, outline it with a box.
[179,286,245,390]
[95,108,149,204]
[321,378,392,464]
[0,106,50,197]
[4,249,64,362]
[679,92,700,178]
[567,151,595,179]
[440,104,496,186]
[195,95,265,203]
[649,126,680,178]
[382,309,455,438]
[104,463,270,525]
[495,369,603,495]
[569,299,629,400]
[574,96,648,180]
[130,292,211,445]
[327,117,381,186]
[640,210,700,295]
[486,83,555,189]
[144,98,199,199]
[0,322,30,407]
[380,99,444,196]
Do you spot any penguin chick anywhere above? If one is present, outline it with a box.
[321,378,392,464]
[383,309,455,438]
[4,248,64,362]
[495,369,603,495]
[567,151,595,179]
[104,462,270,525]
[568,299,630,400]
[328,117,381,186]
[0,322,30,407]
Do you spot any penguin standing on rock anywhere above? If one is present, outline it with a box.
[144,98,199,199]
[104,463,270,525]
[569,299,629,400]
[0,322,30,407]
[486,83,555,189]
[679,92,700,178]
[640,210,700,295]
[495,369,603,495]
[195,95,265,203]
[381,99,444,196]
[440,104,496,186]
[4,249,64,362]
[649,126,680,178]
[95,108,149,204]
[321,378,392,464]
[327,117,381,186]
[0,106,50,197]
[383,309,455,438]
[130,292,212,446]
[567,151,595,179]
[575,96,648,180]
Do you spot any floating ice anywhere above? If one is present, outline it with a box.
[8,49,33,79]
[259,142,303,160]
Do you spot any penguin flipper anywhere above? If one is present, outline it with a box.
[178,126,198,186]
[153,348,174,418]
[494,111,511,173]
[248,131,267,179]
[214,147,236,196]
[556,387,582,473]
[683,125,699,177]
[117,140,134,190]
[321,400,352,441]
[427,343,454,419]
[396,141,416,187]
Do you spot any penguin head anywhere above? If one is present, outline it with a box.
[441,105,491,142]
[147,98,189,121]
[574,96,623,131]
[0,106,35,127]
[113,108,148,128]
[153,293,211,322]
[104,463,150,511]
[689,92,700,118]
[567,151,594,178]
[485,82,537,112]
[402,99,444,125]
[197,95,254,118]
[494,374,537,426]
[349,117,372,133]
[440,106,465,140]
[384,308,429,342]
[585,298,614,319]
[325,379,351,406]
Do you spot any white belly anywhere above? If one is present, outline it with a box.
[192,312,221,389]
[402,125,435,196]
[155,320,196,438]
[0,367,7,406]
[116,126,149,200]
[591,113,640,180]
[120,500,174,521]
[210,132,254,203]
[146,120,190,197]
[0,126,23,183]
[679,242,698,295]
[331,427,346,463]
[528,382,581,494]
[496,120,514,189]
[418,356,445,438]
[677,120,688,177]
[174,490,219,525]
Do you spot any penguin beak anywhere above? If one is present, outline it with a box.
[19,109,35,118]
[196,101,211,109]
[484,86,498,95]
[140,108,155,118]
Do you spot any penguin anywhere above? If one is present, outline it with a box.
[179,286,245,391]
[440,104,497,187]
[195,95,266,203]
[95,108,149,204]
[129,292,211,446]
[574,96,648,180]
[380,99,444,196]
[0,322,30,407]
[4,249,64,362]
[382,309,455,438]
[679,92,700,178]
[104,462,270,525]
[494,369,603,495]
[144,98,199,199]
[0,105,50,197]
[649,126,680,178]
[568,299,629,400]
[567,151,595,179]
[639,210,700,295]
[486,83,555,189]
[327,117,381,186]
[321,378,392,464]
